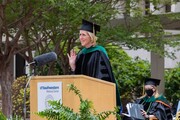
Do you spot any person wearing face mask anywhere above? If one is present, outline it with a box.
[136,78,173,120]
[67,19,122,114]
[122,78,173,120]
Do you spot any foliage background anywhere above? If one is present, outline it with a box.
[165,63,180,114]
[11,76,30,118]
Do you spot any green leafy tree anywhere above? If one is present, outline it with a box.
[0,0,59,117]
[165,63,180,106]
[99,0,180,59]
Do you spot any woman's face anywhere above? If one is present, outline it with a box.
[79,30,92,48]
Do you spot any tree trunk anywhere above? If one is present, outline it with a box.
[0,57,14,119]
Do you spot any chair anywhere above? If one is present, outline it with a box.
[149,117,158,120]
[175,111,180,120]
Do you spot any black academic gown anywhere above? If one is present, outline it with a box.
[123,95,173,120]
[75,50,115,82]
[136,96,173,120]
[74,49,122,113]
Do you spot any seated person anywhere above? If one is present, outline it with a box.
[123,78,173,120]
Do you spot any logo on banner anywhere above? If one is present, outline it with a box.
[45,94,54,109]
[38,82,62,112]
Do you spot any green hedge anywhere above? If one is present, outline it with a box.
[12,76,30,118]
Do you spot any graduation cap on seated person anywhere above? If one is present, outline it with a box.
[80,19,100,35]
[145,78,161,86]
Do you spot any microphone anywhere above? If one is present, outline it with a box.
[24,52,57,119]
[33,52,57,66]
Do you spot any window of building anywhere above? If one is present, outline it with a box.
[165,4,171,12]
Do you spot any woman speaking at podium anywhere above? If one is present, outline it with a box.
[67,19,122,113]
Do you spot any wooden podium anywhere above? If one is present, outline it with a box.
[30,75,116,120]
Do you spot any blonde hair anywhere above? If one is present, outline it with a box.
[87,31,98,46]
[140,85,160,99]
[153,86,160,98]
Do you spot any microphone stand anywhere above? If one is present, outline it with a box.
[23,63,36,120]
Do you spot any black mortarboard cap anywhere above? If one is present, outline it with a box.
[145,78,161,86]
[80,19,100,35]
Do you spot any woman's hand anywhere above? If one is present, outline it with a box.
[67,49,77,71]
[141,109,149,119]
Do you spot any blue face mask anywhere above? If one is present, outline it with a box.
[145,89,154,96]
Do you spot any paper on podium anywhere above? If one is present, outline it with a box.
[122,103,145,120]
